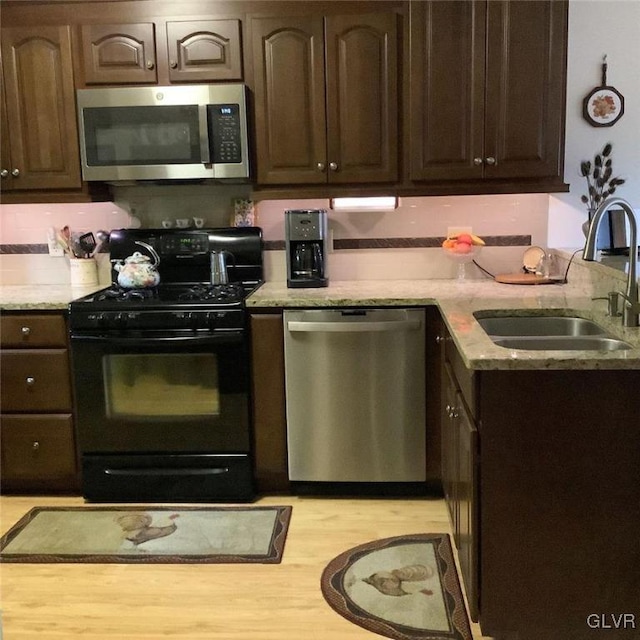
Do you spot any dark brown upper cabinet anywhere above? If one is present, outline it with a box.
[250,11,399,186]
[409,0,567,186]
[1,26,81,194]
[81,20,243,85]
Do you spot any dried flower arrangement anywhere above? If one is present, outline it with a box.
[579,143,625,214]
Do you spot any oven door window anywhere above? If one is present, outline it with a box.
[83,105,201,166]
[104,353,219,419]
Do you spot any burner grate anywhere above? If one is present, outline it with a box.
[96,286,158,302]
[178,283,245,303]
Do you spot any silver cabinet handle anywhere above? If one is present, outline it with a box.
[329,162,338,171]
[146,60,155,70]
[485,157,496,165]
[26,376,35,386]
[0,169,8,178]
[33,441,40,451]
[21,326,31,336]
[11,168,20,177]
[473,157,483,166]
[316,162,326,172]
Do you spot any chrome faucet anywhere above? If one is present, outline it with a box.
[583,197,639,327]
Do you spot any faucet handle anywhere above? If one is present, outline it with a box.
[592,292,622,317]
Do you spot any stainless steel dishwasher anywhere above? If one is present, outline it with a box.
[283,308,426,484]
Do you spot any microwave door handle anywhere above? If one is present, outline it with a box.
[199,105,211,164]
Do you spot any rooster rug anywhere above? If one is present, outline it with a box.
[321,533,472,640]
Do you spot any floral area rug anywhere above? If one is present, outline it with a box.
[321,533,472,640]
[0,505,291,564]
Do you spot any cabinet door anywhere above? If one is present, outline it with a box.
[250,313,289,492]
[251,16,326,184]
[441,363,458,531]
[0,414,77,491]
[409,1,485,181]
[166,20,242,83]
[1,350,72,412]
[325,13,399,183]
[1,26,81,190]
[456,392,479,621]
[484,0,567,179]
[1,314,67,348]
[81,23,158,84]
[0,67,14,190]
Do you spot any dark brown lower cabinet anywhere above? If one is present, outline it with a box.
[0,312,78,493]
[0,415,77,492]
[441,320,640,640]
[442,357,479,621]
[250,312,289,493]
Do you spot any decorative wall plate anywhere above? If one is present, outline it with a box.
[583,56,624,127]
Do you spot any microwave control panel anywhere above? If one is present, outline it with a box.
[208,104,242,164]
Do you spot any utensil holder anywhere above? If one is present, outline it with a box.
[69,258,98,286]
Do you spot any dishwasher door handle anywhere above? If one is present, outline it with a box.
[287,319,421,333]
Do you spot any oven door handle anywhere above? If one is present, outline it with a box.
[70,333,244,347]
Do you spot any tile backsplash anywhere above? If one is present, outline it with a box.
[0,191,550,284]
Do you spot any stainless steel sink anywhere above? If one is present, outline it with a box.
[492,336,632,351]
[474,313,632,351]
[475,315,608,337]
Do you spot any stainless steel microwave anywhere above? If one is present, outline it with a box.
[76,84,250,182]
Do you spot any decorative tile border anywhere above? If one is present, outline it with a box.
[264,235,531,251]
[0,244,49,254]
[5,235,531,254]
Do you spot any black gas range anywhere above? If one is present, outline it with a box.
[69,227,263,333]
[68,227,263,503]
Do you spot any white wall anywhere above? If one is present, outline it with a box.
[549,0,640,247]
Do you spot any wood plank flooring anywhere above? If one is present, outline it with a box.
[0,494,490,639]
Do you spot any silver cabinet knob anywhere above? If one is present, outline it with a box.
[21,326,31,336]
[329,162,338,171]
[32,441,40,451]
[316,162,326,172]
[485,156,496,165]
[11,168,20,177]
[0,169,8,178]
[473,157,483,166]
[169,60,177,69]
[26,376,35,386]
[146,60,155,70]
[435,335,444,344]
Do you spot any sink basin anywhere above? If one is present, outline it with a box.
[474,313,632,351]
[475,315,608,337]
[492,336,632,351]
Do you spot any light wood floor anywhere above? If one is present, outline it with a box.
[0,494,490,639]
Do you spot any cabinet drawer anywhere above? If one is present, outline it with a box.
[445,335,477,419]
[0,414,76,488]
[1,314,67,347]
[1,350,72,412]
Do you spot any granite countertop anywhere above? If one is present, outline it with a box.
[247,279,640,370]
[3,278,640,370]
[0,284,106,310]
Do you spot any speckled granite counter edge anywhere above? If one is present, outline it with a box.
[246,277,640,371]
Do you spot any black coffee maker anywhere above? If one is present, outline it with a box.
[285,209,328,288]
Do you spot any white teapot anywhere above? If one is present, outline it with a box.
[113,241,161,288]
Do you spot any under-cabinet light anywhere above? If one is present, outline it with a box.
[330,196,398,212]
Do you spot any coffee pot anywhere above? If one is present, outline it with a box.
[285,209,329,288]
[113,241,161,288]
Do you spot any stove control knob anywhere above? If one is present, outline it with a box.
[206,312,218,331]
[115,312,128,329]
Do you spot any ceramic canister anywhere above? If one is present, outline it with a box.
[69,258,98,286]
